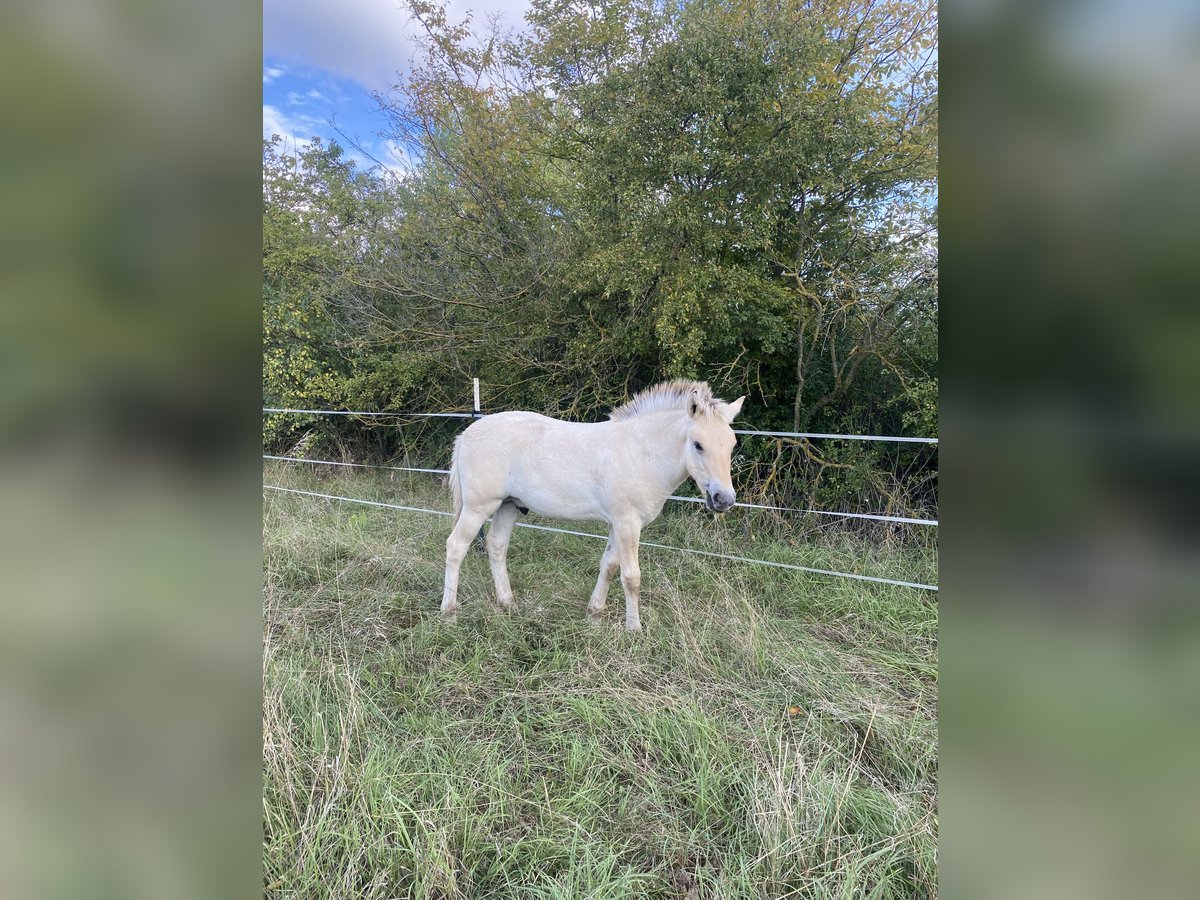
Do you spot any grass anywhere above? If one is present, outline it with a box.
[263,462,937,898]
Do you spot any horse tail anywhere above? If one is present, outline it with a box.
[448,432,465,527]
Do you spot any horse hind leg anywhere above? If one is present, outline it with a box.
[442,502,492,619]
[475,497,525,554]
[486,501,520,610]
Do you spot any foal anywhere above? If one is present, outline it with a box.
[441,380,745,630]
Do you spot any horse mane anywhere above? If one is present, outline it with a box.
[608,379,717,421]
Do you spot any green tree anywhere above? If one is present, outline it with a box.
[264,0,937,512]
[263,137,427,449]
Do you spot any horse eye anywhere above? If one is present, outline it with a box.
[693,441,704,452]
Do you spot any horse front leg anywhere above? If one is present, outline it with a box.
[613,521,643,632]
[587,530,619,617]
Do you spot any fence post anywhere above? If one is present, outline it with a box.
[471,377,486,549]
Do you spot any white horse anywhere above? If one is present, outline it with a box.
[441,380,745,630]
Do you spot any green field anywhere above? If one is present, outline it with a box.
[263,462,938,898]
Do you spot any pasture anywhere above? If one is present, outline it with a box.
[263,461,938,898]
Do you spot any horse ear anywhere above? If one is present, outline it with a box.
[688,390,702,419]
[722,396,745,423]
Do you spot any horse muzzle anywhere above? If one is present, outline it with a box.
[705,490,735,514]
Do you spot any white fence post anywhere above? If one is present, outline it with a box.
[471,377,485,546]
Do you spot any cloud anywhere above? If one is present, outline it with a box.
[263,104,325,148]
[263,65,286,84]
[380,139,410,166]
[370,138,414,178]
[336,136,413,181]
[263,0,530,92]
[264,104,410,181]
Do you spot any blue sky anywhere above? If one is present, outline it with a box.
[263,0,531,174]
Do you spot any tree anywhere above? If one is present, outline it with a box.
[264,0,938,512]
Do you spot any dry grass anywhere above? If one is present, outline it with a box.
[263,462,937,898]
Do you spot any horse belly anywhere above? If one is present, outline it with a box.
[505,468,604,521]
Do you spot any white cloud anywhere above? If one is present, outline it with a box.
[263,0,531,92]
[369,138,414,179]
[263,104,323,149]
[265,104,411,181]
[338,137,413,181]
[263,65,285,84]
[380,139,410,166]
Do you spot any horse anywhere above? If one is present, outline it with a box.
[441,380,745,631]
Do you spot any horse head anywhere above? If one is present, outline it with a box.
[683,389,745,513]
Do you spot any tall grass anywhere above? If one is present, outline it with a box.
[263,463,937,898]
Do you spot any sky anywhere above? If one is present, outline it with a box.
[263,0,531,174]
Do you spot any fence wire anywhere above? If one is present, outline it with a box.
[263,484,938,592]
[263,407,937,443]
[264,455,938,526]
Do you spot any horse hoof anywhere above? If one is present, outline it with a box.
[624,620,642,633]
[441,607,458,623]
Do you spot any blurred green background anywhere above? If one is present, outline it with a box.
[943,0,1200,897]
[0,3,261,899]
[0,0,1197,897]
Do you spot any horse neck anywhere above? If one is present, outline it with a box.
[627,411,690,498]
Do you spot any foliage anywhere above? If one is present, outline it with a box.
[262,0,938,513]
